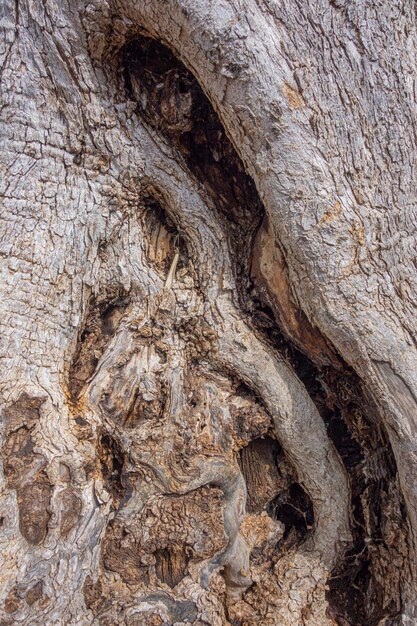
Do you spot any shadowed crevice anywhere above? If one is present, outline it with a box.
[67,290,130,405]
[97,32,410,626]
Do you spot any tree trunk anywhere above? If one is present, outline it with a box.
[0,0,415,624]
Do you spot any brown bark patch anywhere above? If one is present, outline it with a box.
[98,432,129,507]
[143,487,226,555]
[59,487,82,536]
[101,485,226,589]
[3,396,52,545]
[83,575,104,612]
[17,476,52,545]
[251,216,340,368]
[4,590,21,614]
[102,521,150,585]
[2,394,45,430]
[282,82,305,110]
[3,426,36,487]
[25,581,43,606]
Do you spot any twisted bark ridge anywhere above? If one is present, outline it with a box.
[0,1,416,624]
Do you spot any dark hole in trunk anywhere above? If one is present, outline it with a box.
[67,290,130,405]
[239,436,284,514]
[122,35,263,291]
[154,546,189,589]
[99,433,131,508]
[140,194,189,279]
[267,483,314,540]
[118,34,408,626]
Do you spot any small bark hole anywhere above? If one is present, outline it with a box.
[123,381,167,429]
[98,433,130,507]
[141,195,189,281]
[155,546,189,588]
[267,483,314,543]
[238,436,282,513]
[67,291,130,405]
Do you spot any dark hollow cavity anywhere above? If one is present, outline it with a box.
[98,432,131,508]
[155,546,189,588]
[122,35,263,291]
[140,194,190,281]
[67,290,130,405]
[117,34,407,625]
[267,483,314,541]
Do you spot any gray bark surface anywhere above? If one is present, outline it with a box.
[0,0,415,624]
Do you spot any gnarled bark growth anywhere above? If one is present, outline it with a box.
[0,1,415,625]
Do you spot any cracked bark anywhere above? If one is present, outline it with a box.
[0,0,415,624]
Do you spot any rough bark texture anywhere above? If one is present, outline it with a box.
[0,0,416,624]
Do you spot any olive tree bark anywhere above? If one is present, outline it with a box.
[0,0,415,624]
